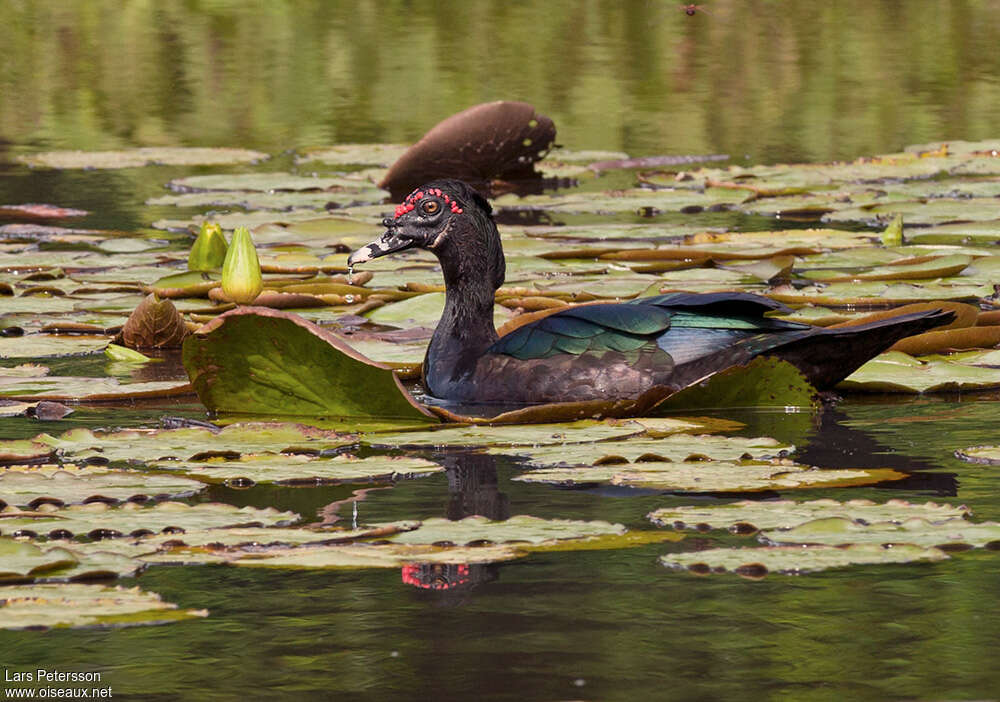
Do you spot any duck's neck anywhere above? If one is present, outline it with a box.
[423,249,499,397]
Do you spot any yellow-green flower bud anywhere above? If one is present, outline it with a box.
[880,214,904,246]
[221,226,263,304]
[189,221,228,271]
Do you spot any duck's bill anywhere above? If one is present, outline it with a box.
[348,230,416,266]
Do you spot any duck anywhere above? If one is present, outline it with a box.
[348,179,954,405]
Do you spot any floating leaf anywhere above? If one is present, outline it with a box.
[655,357,819,411]
[182,307,435,420]
[760,516,1000,550]
[491,433,792,465]
[0,374,191,402]
[0,537,141,582]
[366,420,647,448]
[112,294,190,349]
[660,543,948,577]
[516,461,903,492]
[840,351,1000,393]
[0,583,207,630]
[0,468,205,507]
[387,515,626,545]
[799,254,972,282]
[151,454,442,485]
[0,501,299,539]
[648,499,970,532]
[296,144,409,167]
[0,335,111,360]
[231,542,524,569]
[19,147,268,170]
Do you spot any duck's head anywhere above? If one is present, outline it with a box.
[348,179,505,291]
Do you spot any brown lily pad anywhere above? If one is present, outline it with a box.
[113,294,190,349]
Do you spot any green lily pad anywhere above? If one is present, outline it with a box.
[182,307,435,420]
[0,335,110,359]
[840,351,1000,393]
[760,516,1000,550]
[648,498,970,532]
[495,187,749,214]
[295,144,409,166]
[150,454,442,485]
[18,147,268,170]
[516,461,904,492]
[823,199,1000,227]
[231,542,525,569]
[0,374,191,402]
[148,190,380,211]
[0,501,299,540]
[656,357,819,411]
[799,254,973,283]
[0,537,141,582]
[0,583,208,630]
[767,281,993,306]
[365,420,647,448]
[492,433,792,465]
[660,543,948,577]
[2,422,356,465]
[387,515,626,545]
[0,468,205,507]
[166,172,360,193]
[955,445,1000,465]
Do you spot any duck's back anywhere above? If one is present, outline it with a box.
[425,292,954,405]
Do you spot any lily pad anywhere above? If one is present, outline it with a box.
[0,374,191,402]
[840,351,1000,393]
[491,433,792,465]
[0,335,111,359]
[19,147,268,170]
[151,454,442,485]
[0,583,208,630]
[387,515,626,545]
[516,461,904,492]
[182,307,435,420]
[0,422,354,464]
[660,543,948,577]
[0,501,299,540]
[167,172,359,193]
[648,499,970,532]
[655,357,819,411]
[0,537,141,582]
[760,516,1000,550]
[365,420,647,448]
[231,542,525,569]
[0,468,205,507]
[296,144,409,166]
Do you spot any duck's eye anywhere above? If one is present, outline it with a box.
[421,200,440,215]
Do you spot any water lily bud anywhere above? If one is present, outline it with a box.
[222,226,263,304]
[881,213,904,246]
[188,221,228,271]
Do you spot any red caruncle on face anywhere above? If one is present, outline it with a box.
[393,187,463,218]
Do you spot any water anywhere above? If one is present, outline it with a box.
[3,2,1000,700]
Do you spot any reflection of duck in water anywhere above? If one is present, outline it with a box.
[400,452,506,592]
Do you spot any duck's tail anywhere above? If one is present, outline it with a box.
[763,308,956,388]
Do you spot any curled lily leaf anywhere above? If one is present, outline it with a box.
[221,226,263,304]
[188,221,228,271]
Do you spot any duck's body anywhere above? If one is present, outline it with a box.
[349,180,953,405]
